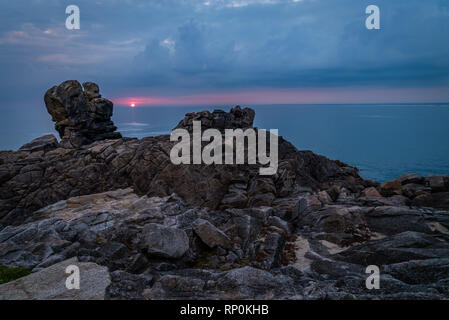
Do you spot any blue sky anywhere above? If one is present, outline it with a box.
[1,0,449,106]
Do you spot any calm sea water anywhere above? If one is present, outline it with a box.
[1,104,448,182]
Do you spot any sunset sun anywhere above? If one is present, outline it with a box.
[130,103,135,107]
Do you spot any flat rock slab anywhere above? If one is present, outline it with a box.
[0,257,110,300]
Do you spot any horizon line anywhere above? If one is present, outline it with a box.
[113,102,449,108]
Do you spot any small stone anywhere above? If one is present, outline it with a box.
[298,195,322,214]
[249,206,273,223]
[396,173,421,185]
[380,180,403,196]
[220,191,248,209]
[424,175,448,192]
[267,216,290,234]
[192,219,232,249]
[361,187,382,198]
[226,252,238,263]
[318,191,333,203]
[141,223,189,259]
[402,183,431,198]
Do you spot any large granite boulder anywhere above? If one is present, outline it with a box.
[44,80,121,148]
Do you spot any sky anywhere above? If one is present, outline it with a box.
[1,0,449,107]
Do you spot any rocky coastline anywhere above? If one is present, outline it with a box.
[0,81,448,300]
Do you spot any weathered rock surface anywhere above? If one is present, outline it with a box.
[19,134,59,153]
[192,219,232,249]
[0,257,110,300]
[1,184,447,300]
[1,81,449,300]
[44,80,121,148]
[175,106,255,133]
[141,223,189,259]
[0,113,358,227]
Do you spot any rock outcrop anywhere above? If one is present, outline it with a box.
[0,108,357,226]
[0,258,110,300]
[44,80,121,148]
[1,81,449,300]
[175,106,255,132]
[19,134,59,153]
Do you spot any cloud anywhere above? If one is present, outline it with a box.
[125,0,449,91]
[0,0,448,104]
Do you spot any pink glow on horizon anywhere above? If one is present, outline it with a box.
[111,87,449,107]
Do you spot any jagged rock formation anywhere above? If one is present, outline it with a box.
[1,186,448,299]
[175,106,255,132]
[44,80,121,148]
[0,110,358,226]
[0,132,362,227]
[1,81,449,300]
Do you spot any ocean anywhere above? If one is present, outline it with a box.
[1,103,448,183]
